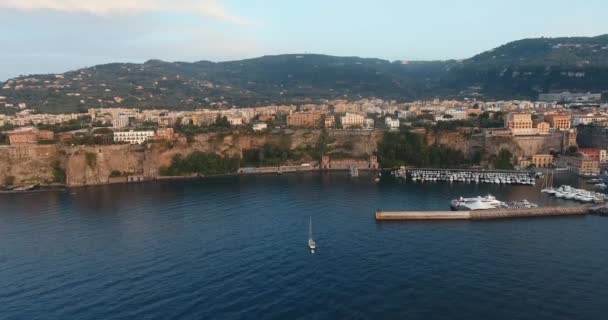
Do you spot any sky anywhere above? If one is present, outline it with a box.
[1,0,607,80]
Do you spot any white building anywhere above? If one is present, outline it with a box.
[340,113,366,129]
[364,118,375,130]
[227,116,243,126]
[252,122,268,132]
[113,130,155,144]
[385,117,400,130]
[572,114,608,126]
[601,150,608,163]
[112,114,130,128]
[435,109,468,122]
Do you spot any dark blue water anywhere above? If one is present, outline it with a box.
[1,172,607,320]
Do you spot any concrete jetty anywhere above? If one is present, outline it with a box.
[376,206,590,221]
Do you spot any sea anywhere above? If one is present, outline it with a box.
[1,172,607,320]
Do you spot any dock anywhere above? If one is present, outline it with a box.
[376,206,590,221]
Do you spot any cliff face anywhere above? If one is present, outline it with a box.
[426,129,482,156]
[2,128,567,187]
[428,129,568,160]
[0,145,59,185]
[63,145,146,186]
[27,129,382,187]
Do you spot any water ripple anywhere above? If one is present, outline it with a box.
[1,173,607,320]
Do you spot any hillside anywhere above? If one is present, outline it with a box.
[1,35,607,113]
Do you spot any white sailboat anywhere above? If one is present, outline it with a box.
[541,170,556,194]
[308,217,316,253]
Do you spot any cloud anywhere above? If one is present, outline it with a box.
[0,0,251,25]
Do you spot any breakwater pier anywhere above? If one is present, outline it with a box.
[376,206,591,221]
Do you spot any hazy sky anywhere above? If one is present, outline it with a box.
[1,0,607,80]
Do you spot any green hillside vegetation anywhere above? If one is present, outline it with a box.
[2,35,607,113]
[377,131,476,168]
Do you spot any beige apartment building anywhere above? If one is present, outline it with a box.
[287,112,323,127]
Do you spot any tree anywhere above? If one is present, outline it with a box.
[92,127,114,135]
[52,161,66,184]
[494,149,514,170]
[566,146,579,156]
[215,115,231,129]
[3,175,15,186]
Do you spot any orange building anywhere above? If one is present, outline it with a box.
[6,127,55,145]
[259,115,276,122]
[287,112,323,127]
[155,127,176,140]
[578,159,600,176]
[38,130,55,140]
[544,114,571,130]
[579,148,601,161]
[58,132,75,142]
[535,122,550,135]
[7,130,38,145]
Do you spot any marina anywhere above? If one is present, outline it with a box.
[544,185,607,203]
[393,168,536,185]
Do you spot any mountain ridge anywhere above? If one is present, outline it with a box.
[2,35,607,113]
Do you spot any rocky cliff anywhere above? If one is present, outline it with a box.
[0,129,382,187]
[0,128,571,187]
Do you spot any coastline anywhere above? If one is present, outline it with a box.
[2,167,382,192]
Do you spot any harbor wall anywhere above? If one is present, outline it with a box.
[376,206,589,221]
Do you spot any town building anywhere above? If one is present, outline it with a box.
[340,113,366,129]
[577,158,600,176]
[154,128,175,140]
[112,115,130,128]
[601,150,608,163]
[538,92,602,103]
[364,118,375,130]
[532,154,554,168]
[535,122,550,135]
[544,114,571,130]
[571,114,608,126]
[258,115,276,122]
[579,148,601,162]
[113,130,155,144]
[58,132,75,142]
[321,155,379,170]
[287,112,323,128]
[226,116,244,126]
[7,128,38,145]
[385,117,400,130]
[5,127,54,145]
[505,113,535,135]
[518,158,531,168]
[252,122,268,132]
[324,115,336,128]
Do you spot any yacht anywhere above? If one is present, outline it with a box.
[451,195,505,211]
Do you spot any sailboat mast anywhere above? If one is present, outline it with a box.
[309,217,312,239]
